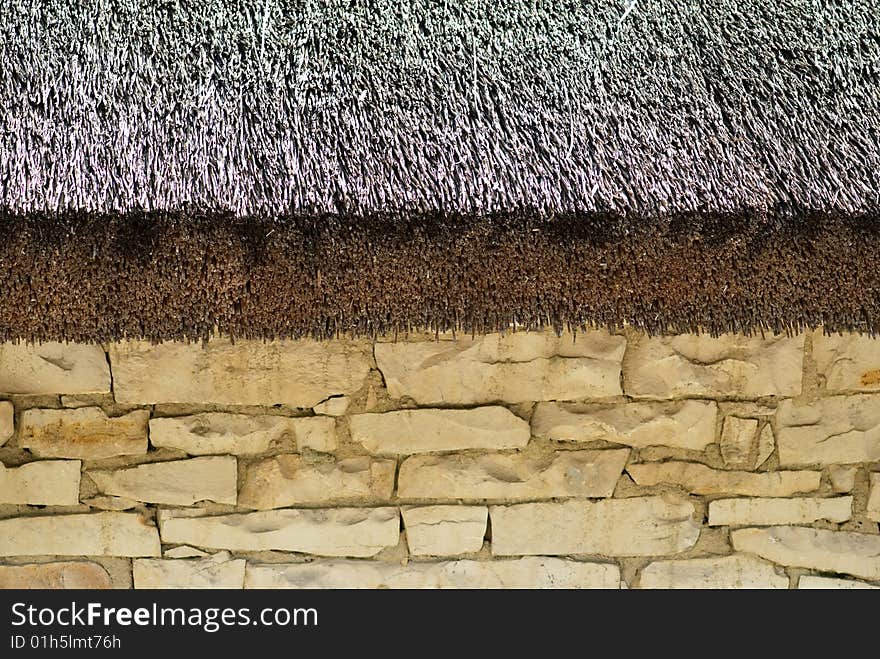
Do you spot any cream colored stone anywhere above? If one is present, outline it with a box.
[19,407,148,459]
[639,555,788,589]
[868,473,880,522]
[0,460,81,505]
[350,407,530,455]
[531,400,716,450]
[626,461,820,496]
[398,449,629,500]
[756,423,775,467]
[0,562,112,589]
[374,330,625,404]
[134,552,245,589]
[149,413,298,455]
[0,401,13,446]
[490,496,699,557]
[245,557,620,589]
[0,342,110,395]
[164,546,210,558]
[159,507,399,557]
[812,332,880,392]
[88,457,237,506]
[313,396,350,417]
[402,506,488,556]
[109,338,372,407]
[83,495,137,511]
[798,576,880,589]
[720,417,759,468]
[60,396,94,408]
[708,497,852,526]
[293,416,337,453]
[0,512,160,557]
[731,526,880,580]
[777,396,880,465]
[623,333,804,399]
[829,465,858,493]
[238,456,395,509]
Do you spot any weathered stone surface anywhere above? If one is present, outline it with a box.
[164,546,210,558]
[531,400,716,450]
[109,339,372,407]
[812,333,880,392]
[639,555,788,589]
[623,333,804,399]
[292,416,337,453]
[798,576,880,589]
[777,396,880,465]
[720,417,759,468]
[88,457,237,506]
[239,456,395,509]
[0,460,81,505]
[731,526,880,580]
[374,330,625,405]
[0,401,12,446]
[868,473,880,522]
[708,497,853,526]
[402,506,488,556]
[351,407,530,455]
[149,413,298,455]
[0,342,110,395]
[245,557,620,589]
[829,465,858,493]
[0,562,112,589]
[0,512,160,557]
[756,423,775,467]
[399,449,630,500]
[313,396,350,417]
[490,496,699,557]
[159,508,399,557]
[133,552,245,589]
[83,495,137,511]
[19,407,148,460]
[626,461,821,496]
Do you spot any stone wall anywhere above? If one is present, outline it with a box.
[0,329,878,589]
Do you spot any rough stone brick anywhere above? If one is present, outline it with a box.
[133,552,245,589]
[374,330,625,404]
[109,338,372,407]
[398,449,629,500]
[244,557,620,589]
[531,400,716,450]
[0,342,110,395]
[639,554,788,589]
[350,407,530,455]
[0,512,161,557]
[149,413,298,455]
[0,460,81,505]
[19,407,148,460]
[708,497,852,526]
[490,496,699,557]
[402,506,488,556]
[158,507,399,557]
[777,396,880,466]
[0,562,112,589]
[626,461,821,496]
[87,456,238,506]
[623,333,803,399]
[238,455,395,509]
[731,526,880,581]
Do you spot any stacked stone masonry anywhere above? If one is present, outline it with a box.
[0,329,879,589]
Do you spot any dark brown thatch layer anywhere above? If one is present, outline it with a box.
[0,211,877,342]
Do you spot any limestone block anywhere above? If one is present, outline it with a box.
[374,330,625,404]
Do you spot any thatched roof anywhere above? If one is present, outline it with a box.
[1,1,878,340]
[3,0,878,217]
